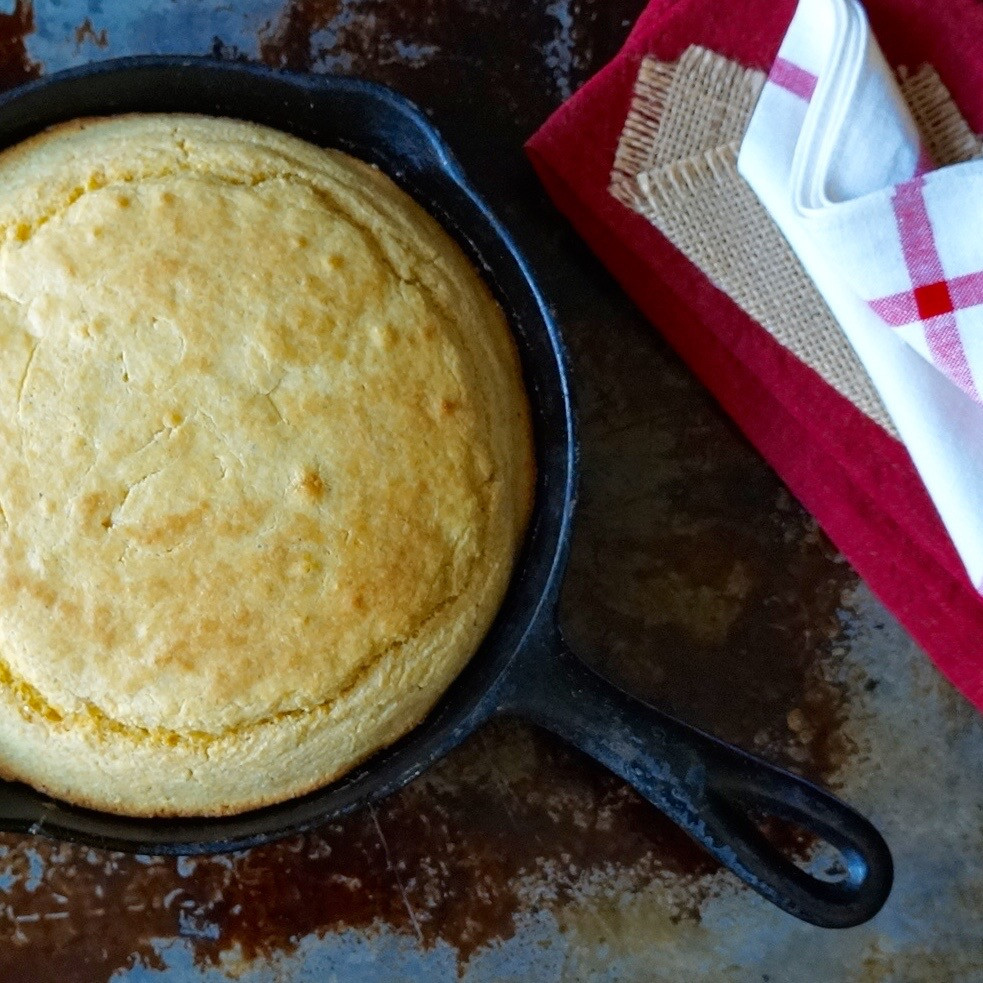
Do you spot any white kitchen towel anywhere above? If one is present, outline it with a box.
[738,0,983,591]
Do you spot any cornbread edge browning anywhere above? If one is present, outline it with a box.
[0,114,534,816]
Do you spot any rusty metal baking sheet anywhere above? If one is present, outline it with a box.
[0,1,980,980]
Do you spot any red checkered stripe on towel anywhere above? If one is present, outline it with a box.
[869,176,980,401]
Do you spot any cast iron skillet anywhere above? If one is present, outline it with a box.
[0,57,892,928]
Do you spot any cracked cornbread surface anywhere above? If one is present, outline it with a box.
[0,114,534,816]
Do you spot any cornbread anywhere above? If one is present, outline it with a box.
[0,114,534,816]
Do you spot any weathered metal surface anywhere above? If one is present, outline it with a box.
[0,1,980,980]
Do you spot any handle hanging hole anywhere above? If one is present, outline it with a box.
[747,809,866,888]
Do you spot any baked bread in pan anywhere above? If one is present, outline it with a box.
[0,114,534,816]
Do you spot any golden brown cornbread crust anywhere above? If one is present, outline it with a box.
[0,114,533,816]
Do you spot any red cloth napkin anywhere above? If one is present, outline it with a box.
[526,0,983,712]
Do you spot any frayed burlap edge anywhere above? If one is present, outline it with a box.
[899,64,983,166]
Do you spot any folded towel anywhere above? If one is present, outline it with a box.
[526,0,983,712]
[740,0,983,591]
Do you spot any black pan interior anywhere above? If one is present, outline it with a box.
[0,57,577,853]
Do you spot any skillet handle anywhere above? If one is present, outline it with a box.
[499,634,892,928]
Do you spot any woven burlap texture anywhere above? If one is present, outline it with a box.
[610,45,983,439]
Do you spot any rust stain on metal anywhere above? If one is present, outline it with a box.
[73,18,109,51]
[258,0,341,71]
[0,0,40,90]
[0,723,718,981]
[252,0,592,126]
[257,0,446,77]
